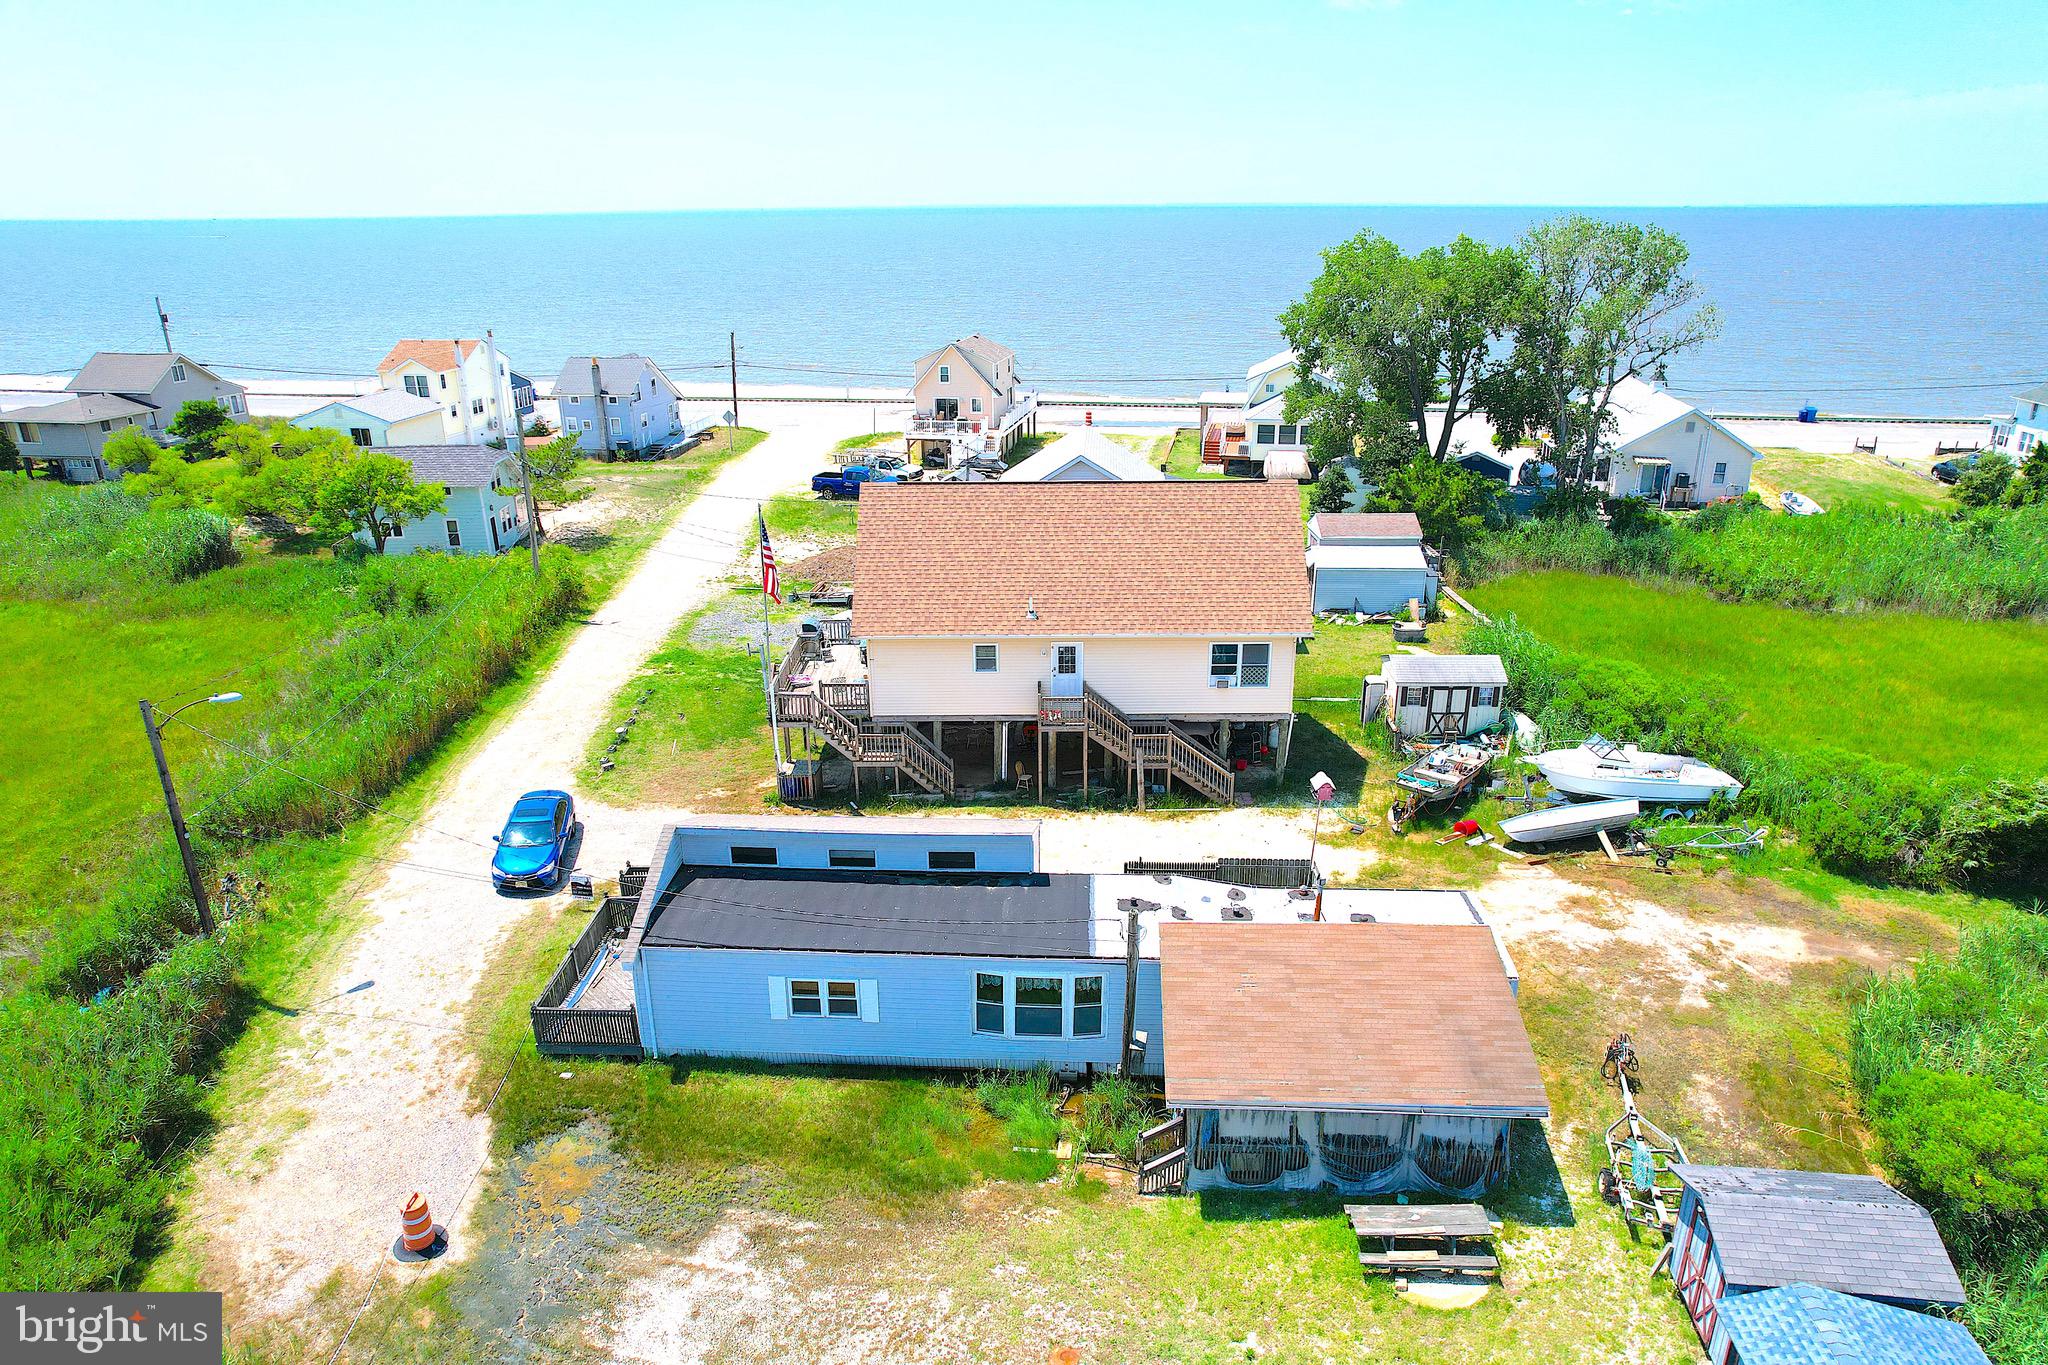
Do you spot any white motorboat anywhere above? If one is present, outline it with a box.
[1781,490,1824,516]
[1499,797,1641,845]
[1532,737,1743,804]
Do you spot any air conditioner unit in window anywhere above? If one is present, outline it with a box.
[1210,677,1234,688]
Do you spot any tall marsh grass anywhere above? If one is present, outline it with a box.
[1468,500,2048,619]
[0,484,236,593]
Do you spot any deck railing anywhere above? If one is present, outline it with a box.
[1036,683,1234,805]
[1137,1114,1188,1195]
[530,895,640,1056]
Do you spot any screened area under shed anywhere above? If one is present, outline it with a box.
[1159,921,1548,1197]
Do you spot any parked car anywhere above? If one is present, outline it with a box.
[491,789,576,890]
[810,464,902,499]
[1931,452,1979,484]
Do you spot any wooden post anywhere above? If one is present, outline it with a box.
[1275,715,1296,774]
[1118,898,1154,1077]
[997,720,1007,786]
[1037,724,1045,798]
[1081,734,1089,803]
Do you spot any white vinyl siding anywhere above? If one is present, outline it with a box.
[866,635,1298,720]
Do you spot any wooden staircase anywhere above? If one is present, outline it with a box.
[1201,425,1223,464]
[1038,683,1235,806]
[773,635,956,797]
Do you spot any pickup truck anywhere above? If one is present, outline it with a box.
[810,464,902,498]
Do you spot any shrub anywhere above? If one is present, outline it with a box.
[1870,1069,2048,1226]
[973,1068,1060,1151]
[1076,1074,1154,1162]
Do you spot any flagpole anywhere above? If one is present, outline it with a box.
[757,503,785,771]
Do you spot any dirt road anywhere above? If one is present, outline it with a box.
[189,408,865,1320]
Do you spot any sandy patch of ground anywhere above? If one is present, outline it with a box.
[1476,863,1861,1009]
[600,1212,793,1365]
[1036,806,1379,879]
[181,408,868,1326]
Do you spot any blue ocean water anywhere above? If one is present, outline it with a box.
[1,205,2042,415]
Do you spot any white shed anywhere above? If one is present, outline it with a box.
[1367,653,1508,741]
[1306,513,1438,614]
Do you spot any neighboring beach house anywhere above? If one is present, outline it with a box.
[1305,512,1438,614]
[290,389,445,448]
[1667,1165,1967,1360]
[1584,376,1757,508]
[552,354,691,455]
[1198,350,1312,478]
[375,338,520,445]
[1989,381,2047,461]
[2,394,154,482]
[1004,428,1166,482]
[772,480,1315,805]
[66,350,248,438]
[363,444,529,556]
[905,335,1038,466]
[592,815,1545,1200]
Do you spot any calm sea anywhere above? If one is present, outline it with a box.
[1,205,2042,415]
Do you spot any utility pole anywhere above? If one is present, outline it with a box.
[155,297,173,352]
[141,699,214,935]
[517,452,542,578]
[729,332,740,432]
[1118,897,1155,1076]
[757,503,785,770]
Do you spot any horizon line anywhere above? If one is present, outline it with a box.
[4,198,2047,226]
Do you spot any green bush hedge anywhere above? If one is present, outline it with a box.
[1472,615,2048,889]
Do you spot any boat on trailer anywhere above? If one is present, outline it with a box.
[1532,736,1742,804]
[1388,736,1504,829]
[1498,797,1640,845]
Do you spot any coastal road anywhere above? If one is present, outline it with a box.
[185,406,868,1330]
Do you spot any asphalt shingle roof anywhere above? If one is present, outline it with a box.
[377,339,480,373]
[1310,512,1423,543]
[1159,921,1549,1114]
[381,444,508,489]
[1674,1165,1966,1305]
[310,389,441,422]
[1381,653,1508,687]
[67,351,206,394]
[9,394,155,425]
[851,480,1314,638]
[553,354,678,397]
[1716,1283,1989,1365]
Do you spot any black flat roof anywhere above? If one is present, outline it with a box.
[637,866,1101,958]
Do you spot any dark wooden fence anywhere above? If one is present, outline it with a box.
[1123,857,1318,889]
[530,895,640,1056]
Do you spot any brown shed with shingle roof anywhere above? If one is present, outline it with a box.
[851,480,1314,639]
[1159,921,1549,1116]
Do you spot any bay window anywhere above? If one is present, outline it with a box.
[972,972,1106,1038]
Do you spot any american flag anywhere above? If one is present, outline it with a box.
[757,509,781,605]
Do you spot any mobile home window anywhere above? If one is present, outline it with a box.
[1712,461,1728,484]
[1240,643,1271,687]
[938,365,950,382]
[1256,424,1277,444]
[788,979,859,1017]
[729,845,778,866]
[828,848,876,868]
[1210,643,1239,681]
[1013,976,1064,1036]
[1073,976,1104,1036]
[928,850,976,871]
[826,981,859,1017]
[973,643,998,673]
[974,973,1004,1033]
[790,979,822,1015]
[445,519,462,548]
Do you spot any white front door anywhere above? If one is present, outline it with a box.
[1050,643,1083,697]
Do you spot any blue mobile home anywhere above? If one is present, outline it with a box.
[1668,1165,1966,1361]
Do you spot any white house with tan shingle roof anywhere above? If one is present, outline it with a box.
[773,480,1312,805]
[375,337,520,445]
[905,334,1038,466]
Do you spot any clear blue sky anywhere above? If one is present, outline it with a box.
[2,0,2042,219]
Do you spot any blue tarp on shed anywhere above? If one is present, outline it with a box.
[1713,1283,1989,1365]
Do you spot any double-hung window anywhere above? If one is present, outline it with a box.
[971,398,983,413]
[170,363,187,383]
[404,374,430,398]
[445,518,462,548]
[938,364,950,382]
[1256,423,1277,444]
[1277,424,1298,445]
[789,979,860,1018]
[1210,643,1239,684]
[973,973,1106,1038]
[1712,461,1728,484]
[973,643,998,673]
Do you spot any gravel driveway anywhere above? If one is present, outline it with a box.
[189,407,865,1323]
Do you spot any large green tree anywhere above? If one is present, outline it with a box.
[519,433,589,507]
[1953,452,2015,510]
[1282,231,1530,466]
[102,425,164,474]
[166,399,232,458]
[290,447,447,553]
[1364,454,1496,556]
[1478,214,1720,487]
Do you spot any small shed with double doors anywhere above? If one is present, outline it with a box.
[1365,653,1508,742]
[1668,1165,1967,1362]
[1709,1282,1990,1365]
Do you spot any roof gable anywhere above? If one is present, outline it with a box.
[914,335,1013,391]
[377,339,481,374]
[67,351,220,395]
[8,393,154,425]
[1004,430,1166,483]
[554,354,679,398]
[298,389,441,424]
[851,481,1314,638]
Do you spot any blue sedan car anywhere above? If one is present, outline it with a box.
[491,789,576,890]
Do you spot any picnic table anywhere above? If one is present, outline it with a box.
[1346,1203,1500,1279]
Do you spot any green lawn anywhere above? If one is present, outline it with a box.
[1165,426,1229,479]
[1750,447,1948,515]
[833,429,901,452]
[764,490,857,544]
[1473,570,2048,777]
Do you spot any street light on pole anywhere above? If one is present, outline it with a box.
[140,691,242,935]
